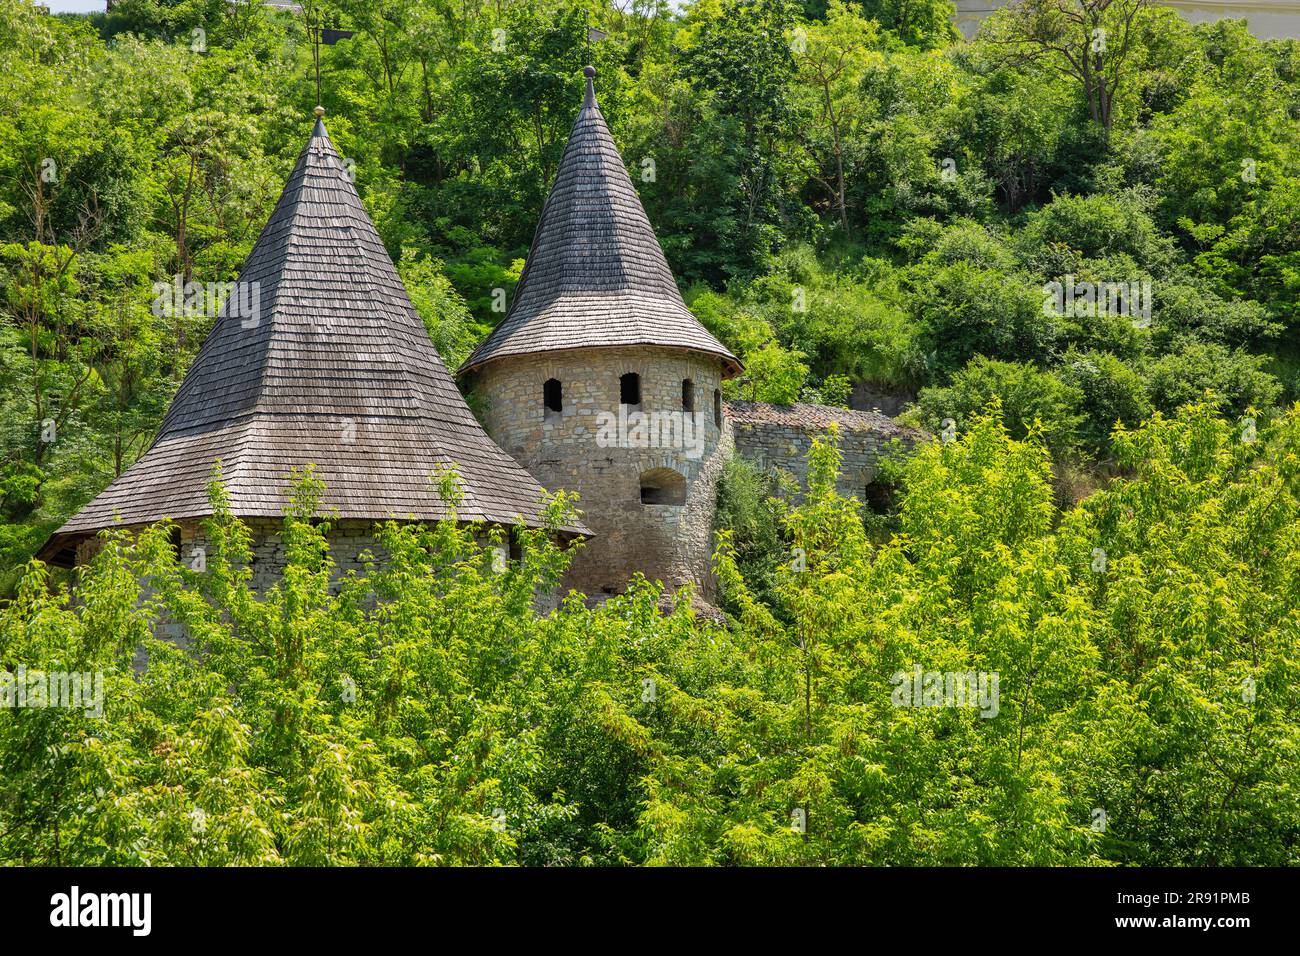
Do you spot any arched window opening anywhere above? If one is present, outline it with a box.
[543,378,563,414]
[713,389,722,428]
[620,372,641,406]
[682,378,695,412]
[639,467,687,506]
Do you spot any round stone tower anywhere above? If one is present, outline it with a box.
[460,67,742,601]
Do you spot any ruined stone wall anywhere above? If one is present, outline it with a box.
[726,401,922,502]
[470,346,728,600]
[729,424,881,500]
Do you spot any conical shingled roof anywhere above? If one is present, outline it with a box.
[41,115,584,564]
[459,68,741,378]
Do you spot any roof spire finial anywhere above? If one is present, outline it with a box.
[314,105,326,119]
[583,65,597,108]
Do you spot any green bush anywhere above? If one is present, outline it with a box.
[5,406,1300,865]
[911,263,1061,375]
[917,357,1084,455]
[1056,349,1152,457]
[1146,339,1282,417]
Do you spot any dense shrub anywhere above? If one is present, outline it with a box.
[916,358,1084,455]
[5,406,1297,865]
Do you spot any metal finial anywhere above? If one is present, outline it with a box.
[314,105,326,118]
[583,65,596,107]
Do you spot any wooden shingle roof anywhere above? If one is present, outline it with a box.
[459,68,741,378]
[41,114,585,564]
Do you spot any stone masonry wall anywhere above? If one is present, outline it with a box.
[145,517,539,643]
[725,401,923,503]
[179,518,386,591]
[471,346,728,601]
[139,518,389,645]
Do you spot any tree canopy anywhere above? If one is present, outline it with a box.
[2,0,1299,865]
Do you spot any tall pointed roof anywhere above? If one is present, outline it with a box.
[41,112,584,564]
[459,67,741,378]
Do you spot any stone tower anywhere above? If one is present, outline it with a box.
[40,109,584,578]
[460,67,742,602]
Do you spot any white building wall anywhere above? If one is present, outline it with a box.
[953,0,1300,41]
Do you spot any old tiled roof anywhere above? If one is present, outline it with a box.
[725,400,925,441]
[460,68,741,378]
[40,114,585,564]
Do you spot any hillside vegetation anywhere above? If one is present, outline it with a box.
[1,0,1299,864]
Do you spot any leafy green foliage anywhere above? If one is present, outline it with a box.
[917,359,1083,455]
[1,0,1299,866]
[5,404,1297,865]
[1147,339,1282,418]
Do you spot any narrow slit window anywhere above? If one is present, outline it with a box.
[544,378,562,413]
[713,389,722,428]
[682,378,695,412]
[620,372,641,406]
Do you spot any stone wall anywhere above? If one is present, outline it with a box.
[133,518,389,646]
[850,382,913,418]
[75,507,563,651]
[725,400,924,502]
[469,345,729,601]
[175,518,386,592]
